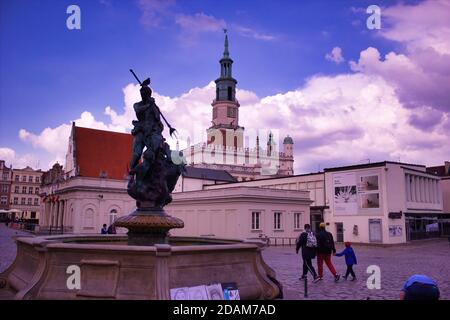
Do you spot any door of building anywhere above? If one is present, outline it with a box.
[369,219,382,243]
[311,210,324,233]
[335,222,344,242]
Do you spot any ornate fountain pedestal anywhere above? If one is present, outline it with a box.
[114,203,184,246]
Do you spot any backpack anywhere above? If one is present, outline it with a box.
[306,231,317,248]
[322,232,334,250]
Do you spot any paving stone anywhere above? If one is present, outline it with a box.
[262,241,450,300]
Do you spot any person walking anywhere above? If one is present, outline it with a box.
[315,222,340,282]
[335,241,357,281]
[295,224,318,281]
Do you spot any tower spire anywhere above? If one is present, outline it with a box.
[223,28,229,58]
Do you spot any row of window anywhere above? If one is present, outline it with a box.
[13,186,40,194]
[14,175,40,183]
[251,211,303,231]
[12,197,39,206]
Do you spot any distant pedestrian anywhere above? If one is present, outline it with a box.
[107,224,116,234]
[335,241,357,281]
[295,224,318,281]
[400,275,440,300]
[315,222,340,282]
[101,224,108,234]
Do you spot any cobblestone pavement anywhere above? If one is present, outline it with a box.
[262,240,450,300]
[0,223,31,273]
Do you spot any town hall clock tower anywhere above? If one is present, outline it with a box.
[207,30,244,150]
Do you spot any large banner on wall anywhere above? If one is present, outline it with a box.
[333,171,382,215]
[333,173,358,215]
[357,174,380,210]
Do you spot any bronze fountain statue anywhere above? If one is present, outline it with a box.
[114,70,186,246]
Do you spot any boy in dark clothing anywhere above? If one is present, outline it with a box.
[296,224,318,281]
[101,224,108,234]
[315,222,340,282]
[335,241,357,280]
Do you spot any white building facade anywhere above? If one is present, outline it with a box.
[323,162,444,244]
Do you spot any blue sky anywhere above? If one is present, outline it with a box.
[1,0,449,172]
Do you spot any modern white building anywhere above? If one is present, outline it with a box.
[323,161,444,244]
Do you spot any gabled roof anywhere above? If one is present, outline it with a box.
[74,126,132,180]
[183,166,237,182]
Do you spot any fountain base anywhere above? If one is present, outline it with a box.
[114,206,184,246]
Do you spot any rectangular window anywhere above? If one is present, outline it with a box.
[251,211,261,230]
[2,173,8,181]
[1,185,8,193]
[273,212,282,230]
[34,198,39,206]
[35,177,40,183]
[15,175,19,182]
[13,197,18,205]
[28,187,33,194]
[0,196,7,205]
[22,176,26,182]
[14,186,19,193]
[28,176,33,182]
[27,198,32,205]
[294,212,302,230]
[35,187,39,194]
[22,186,27,194]
[21,198,25,205]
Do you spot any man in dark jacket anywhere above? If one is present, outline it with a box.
[296,224,318,281]
[315,222,340,282]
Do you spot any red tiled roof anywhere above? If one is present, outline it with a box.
[74,126,132,180]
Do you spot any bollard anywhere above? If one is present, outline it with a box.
[304,276,308,298]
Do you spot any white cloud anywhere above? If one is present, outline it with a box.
[381,0,450,55]
[175,12,226,34]
[0,147,40,169]
[325,47,345,64]
[349,0,450,116]
[233,25,276,42]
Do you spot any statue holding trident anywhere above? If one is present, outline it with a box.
[114,70,186,246]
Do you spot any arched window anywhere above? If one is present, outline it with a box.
[109,209,118,225]
[227,87,232,100]
[83,208,94,230]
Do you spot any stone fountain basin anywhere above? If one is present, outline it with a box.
[0,234,280,300]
